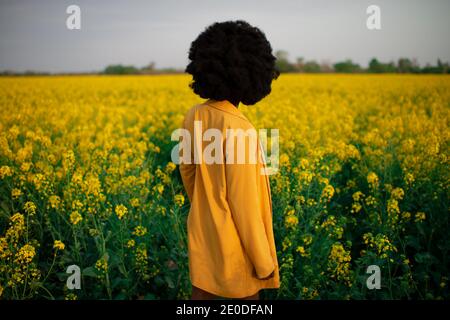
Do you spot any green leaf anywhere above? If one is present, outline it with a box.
[165,275,175,289]
[114,292,127,300]
[83,266,98,278]
[118,264,127,276]
[144,293,156,300]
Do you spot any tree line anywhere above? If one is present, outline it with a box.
[2,52,449,75]
[102,62,181,75]
[274,50,449,74]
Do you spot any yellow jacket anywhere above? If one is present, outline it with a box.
[179,99,280,298]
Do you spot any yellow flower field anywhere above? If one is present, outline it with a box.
[0,74,449,299]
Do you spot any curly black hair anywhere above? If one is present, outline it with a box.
[185,20,279,106]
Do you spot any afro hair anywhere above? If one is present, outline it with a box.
[185,20,279,106]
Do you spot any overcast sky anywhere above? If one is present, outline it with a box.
[0,0,449,72]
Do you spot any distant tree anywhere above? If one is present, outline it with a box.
[437,59,448,73]
[103,64,139,75]
[368,58,396,73]
[275,50,295,72]
[421,59,449,74]
[158,67,181,74]
[294,57,305,72]
[319,60,333,73]
[24,70,50,76]
[333,59,361,73]
[0,70,14,76]
[303,60,321,73]
[294,57,328,73]
[385,62,396,73]
[368,58,382,73]
[275,50,289,61]
[141,62,156,74]
[437,59,449,73]
[421,64,437,74]
[397,58,419,73]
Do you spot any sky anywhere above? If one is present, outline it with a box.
[0,0,449,73]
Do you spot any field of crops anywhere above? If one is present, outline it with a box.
[0,74,448,300]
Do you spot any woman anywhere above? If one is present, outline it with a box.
[180,20,280,299]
